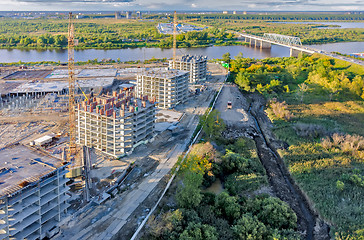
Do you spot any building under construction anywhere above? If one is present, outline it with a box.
[136,69,189,109]
[0,145,70,240]
[169,55,208,83]
[76,87,156,158]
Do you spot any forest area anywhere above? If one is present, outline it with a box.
[141,114,301,240]
[223,53,364,238]
[0,13,363,50]
[185,16,364,45]
[0,18,241,50]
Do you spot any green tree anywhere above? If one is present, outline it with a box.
[236,71,251,91]
[176,172,203,209]
[222,52,231,63]
[221,150,250,175]
[216,192,241,222]
[232,214,269,240]
[297,83,309,103]
[200,110,225,139]
[180,223,218,240]
[247,196,297,230]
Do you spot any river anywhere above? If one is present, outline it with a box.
[270,21,364,29]
[0,41,363,63]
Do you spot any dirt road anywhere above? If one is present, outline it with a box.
[214,84,253,128]
[54,63,228,240]
[216,85,330,240]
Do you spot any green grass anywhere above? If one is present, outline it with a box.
[280,142,364,238]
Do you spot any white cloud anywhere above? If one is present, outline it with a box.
[0,0,363,11]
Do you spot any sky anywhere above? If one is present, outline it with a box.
[0,0,363,12]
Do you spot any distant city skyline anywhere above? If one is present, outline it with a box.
[0,0,363,12]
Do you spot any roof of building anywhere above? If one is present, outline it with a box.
[10,78,115,94]
[46,68,116,79]
[137,68,189,79]
[174,54,208,63]
[0,145,66,199]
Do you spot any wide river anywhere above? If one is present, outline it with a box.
[0,41,363,63]
[269,21,364,29]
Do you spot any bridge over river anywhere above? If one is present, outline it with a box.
[236,32,364,66]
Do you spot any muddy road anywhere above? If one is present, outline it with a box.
[216,85,330,240]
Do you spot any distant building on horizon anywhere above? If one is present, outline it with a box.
[115,12,121,19]
[223,11,228,14]
[126,11,132,19]
[136,11,142,19]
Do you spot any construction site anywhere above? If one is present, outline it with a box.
[168,55,208,83]
[0,12,228,240]
[136,68,189,109]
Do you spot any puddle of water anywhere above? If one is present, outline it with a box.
[204,178,224,194]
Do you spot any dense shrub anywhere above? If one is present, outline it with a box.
[269,100,293,121]
[321,133,364,157]
[246,195,297,230]
[232,214,269,240]
[176,172,203,209]
[180,223,218,240]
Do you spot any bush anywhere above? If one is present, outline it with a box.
[269,100,293,121]
[321,133,364,157]
[216,192,241,222]
[232,214,269,240]
[176,172,203,209]
[336,180,345,191]
[246,195,297,230]
[180,222,218,240]
[221,150,250,175]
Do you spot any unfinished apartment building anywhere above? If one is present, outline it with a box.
[136,69,189,109]
[169,55,207,83]
[0,145,70,240]
[76,88,156,158]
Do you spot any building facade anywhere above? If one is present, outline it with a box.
[76,88,156,158]
[136,69,189,109]
[0,146,70,240]
[169,55,207,83]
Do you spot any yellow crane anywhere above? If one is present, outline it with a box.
[172,11,177,69]
[67,12,77,160]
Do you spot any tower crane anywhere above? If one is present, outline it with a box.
[172,11,177,69]
[67,12,77,161]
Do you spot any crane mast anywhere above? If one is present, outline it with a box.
[68,12,77,160]
[173,11,177,68]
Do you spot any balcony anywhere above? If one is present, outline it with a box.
[8,195,39,216]
[40,184,57,197]
[8,204,39,226]
[41,209,58,224]
[9,213,40,236]
[12,222,40,240]
[40,192,57,206]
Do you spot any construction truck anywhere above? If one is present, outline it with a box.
[227,101,232,109]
